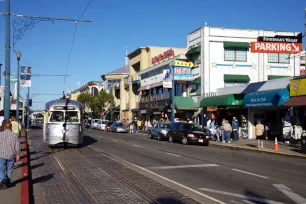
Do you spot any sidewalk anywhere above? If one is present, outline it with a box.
[210,139,306,158]
[0,135,28,204]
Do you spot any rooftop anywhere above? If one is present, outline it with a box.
[101,65,129,79]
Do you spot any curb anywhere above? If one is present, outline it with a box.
[210,143,306,159]
[21,129,30,204]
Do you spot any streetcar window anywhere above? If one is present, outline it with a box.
[50,111,64,122]
[65,111,79,123]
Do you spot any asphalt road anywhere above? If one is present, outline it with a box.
[83,128,306,204]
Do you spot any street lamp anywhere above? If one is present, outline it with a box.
[16,50,21,121]
[0,63,2,85]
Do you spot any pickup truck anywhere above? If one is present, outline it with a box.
[148,122,170,141]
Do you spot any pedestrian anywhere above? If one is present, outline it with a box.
[216,125,221,142]
[0,111,4,127]
[137,120,142,132]
[232,117,239,141]
[0,122,20,189]
[0,120,8,132]
[223,120,232,144]
[11,117,22,137]
[255,120,265,149]
[129,120,134,133]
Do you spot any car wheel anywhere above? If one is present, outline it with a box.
[182,137,188,145]
[169,136,173,143]
[148,131,152,139]
[157,134,162,141]
[203,142,209,146]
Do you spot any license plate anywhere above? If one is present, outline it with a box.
[206,136,210,139]
[199,139,204,143]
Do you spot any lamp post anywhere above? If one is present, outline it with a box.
[0,63,2,85]
[16,50,21,120]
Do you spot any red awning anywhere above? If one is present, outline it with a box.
[283,96,306,107]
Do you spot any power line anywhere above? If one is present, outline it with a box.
[32,0,67,18]
[63,0,93,91]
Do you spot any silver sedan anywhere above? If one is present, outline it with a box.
[110,123,128,133]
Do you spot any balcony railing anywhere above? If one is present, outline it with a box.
[131,74,140,86]
[140,93,170,103]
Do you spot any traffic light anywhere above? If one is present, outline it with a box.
[29,99,32,107]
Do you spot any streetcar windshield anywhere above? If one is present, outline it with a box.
[50,111,64,122]
[65,111,79,123]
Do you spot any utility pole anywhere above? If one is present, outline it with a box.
[16,50,21,120]
[26,87,30,130]
[4,0,11,120]
[2,5,93,120]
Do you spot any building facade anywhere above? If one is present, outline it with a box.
[187,26,301,97]
[122,46,189,121]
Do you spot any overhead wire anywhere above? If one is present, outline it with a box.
[63,0,92,92]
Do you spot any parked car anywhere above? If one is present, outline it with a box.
[97,120,109,131]
[84,119,91,128]
[148,122,170,141]
[110,122,128,133]
[105,121,114,132]
[91,119,100,129]
[167,122,209,145]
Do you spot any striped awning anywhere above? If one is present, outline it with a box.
[138,81,163,91]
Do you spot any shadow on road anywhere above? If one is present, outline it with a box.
[80,135,98,148]
[243,190,269,204]
[31,173,54,184]
[152,197,185,204]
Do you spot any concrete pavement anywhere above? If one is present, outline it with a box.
[84,128,306,204]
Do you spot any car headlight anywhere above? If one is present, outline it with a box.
[188,134,194,138]
[161,130,167,134]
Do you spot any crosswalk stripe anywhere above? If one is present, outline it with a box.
[273,184,306,204]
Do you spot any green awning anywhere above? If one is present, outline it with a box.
[224,74,250,83]
[224,42,250,49]
[192,77,201,84]
[186,46,201,56]
[268,75,290,80]
[174,96,198,110]
[200,94,243,107]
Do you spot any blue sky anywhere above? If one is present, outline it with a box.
[0,0,305,109]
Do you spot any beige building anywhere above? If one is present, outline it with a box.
[120,46,188,120]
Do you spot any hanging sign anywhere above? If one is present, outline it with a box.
[251,42,302,54]
[20,66,32,87]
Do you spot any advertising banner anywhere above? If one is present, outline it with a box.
[173,67,194,81]
[290,78,306,97]
[163,69,172,88]
[20,66,32,87]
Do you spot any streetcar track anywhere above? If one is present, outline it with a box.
[51,148,93,204]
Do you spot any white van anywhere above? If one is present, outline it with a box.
[91,119,101,129]
[98,120,109,131]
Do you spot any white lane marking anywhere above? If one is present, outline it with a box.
[116,158,226,204]
[133,144,142,148]
[230,200,243,204]
[198,188,285,204]
[54,155,65,172]
[243,200,257,204]
[112,140,118,142]
[165,152,181,157]
[232,169,268,179]
[273,184,306,204]
[147,164,219,170]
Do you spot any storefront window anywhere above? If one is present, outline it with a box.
[175,84,183,96]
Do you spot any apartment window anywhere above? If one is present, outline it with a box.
[224,48,247,62]
[268,53,289,63]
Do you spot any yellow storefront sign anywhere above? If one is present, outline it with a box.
[172,60,194,68]
[290,78,306,97]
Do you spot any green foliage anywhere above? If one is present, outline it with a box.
[76,90,111,118]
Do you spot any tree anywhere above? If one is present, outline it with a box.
[77,92,92,111]
[95,91,110,115]
[108,94,115,119]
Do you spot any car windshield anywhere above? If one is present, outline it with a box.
[102,121,108,124]
[159,123,170,129]
[183,124,202,132]
[116,123,123,126]
[107,122,113,125]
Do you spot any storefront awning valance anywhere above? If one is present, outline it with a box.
[186,46,201,56]
[174,96,198,110]
[200,94,243,107]
[268,75,290,80]
[138,82,163,91]
[223,42,250,49]
[224,74,250,83]
[243,88,289,108]
[283,96,306,107]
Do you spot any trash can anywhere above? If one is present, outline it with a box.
[301,136,306,154]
